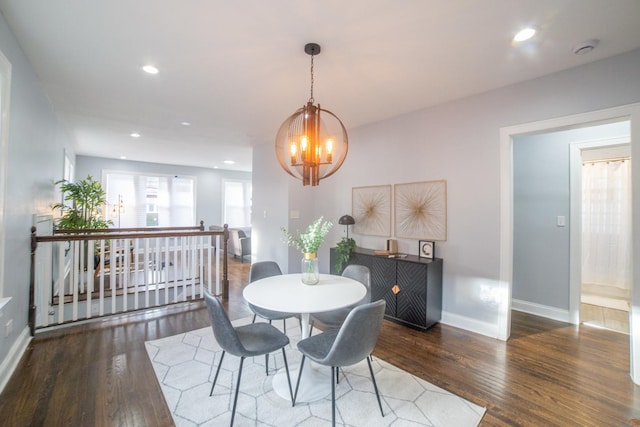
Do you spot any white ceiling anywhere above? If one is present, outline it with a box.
[1,0,640,172]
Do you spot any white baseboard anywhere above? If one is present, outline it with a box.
[630,305,640,385]
[441,310,500,339]
[441,301,572,341]
[511,299,572,323]
[0,326,31,394]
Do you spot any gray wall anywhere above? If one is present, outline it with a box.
[250,144,290,266]
[0,12,73,372]
[513,121,630,309]
[253,48,640,338]
[76,155,251,228]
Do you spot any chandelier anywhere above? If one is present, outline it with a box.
[275,43,348,186]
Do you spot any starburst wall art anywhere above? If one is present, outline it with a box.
[394,180,447,241]
[352,185,391,236]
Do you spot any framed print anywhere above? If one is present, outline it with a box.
[394,179,447,240]
[419,240,434,259]
[352,185,392,237]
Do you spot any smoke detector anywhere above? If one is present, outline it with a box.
[572,39,599,55]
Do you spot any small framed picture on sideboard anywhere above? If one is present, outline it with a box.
[418,240,434,259]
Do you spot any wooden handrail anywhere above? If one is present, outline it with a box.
[53,220,206,234]
[37,229,224,242]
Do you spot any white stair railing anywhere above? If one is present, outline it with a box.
[29,223,229,334]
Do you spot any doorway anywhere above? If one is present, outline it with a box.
[499,103,640,384]
[511,120,630,327]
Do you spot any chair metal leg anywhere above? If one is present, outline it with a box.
[230,357,245,427]
[281,348,294,405]
[292,355,307,406]
[331,366,336,427]
[210,351,226,396]
[366,355,384,417]
[264,320,273,376]
[251,314,257,323]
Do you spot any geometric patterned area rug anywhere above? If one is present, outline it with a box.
[145,317,486,427]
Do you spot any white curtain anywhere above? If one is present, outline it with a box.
[582,158,632,289]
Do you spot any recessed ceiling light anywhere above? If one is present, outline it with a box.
[513,27,536,43]
[130,132,141,138]
[120,156,127,160]
[180,121,191,126]
[223,160,235,165]
[142,65,159,74]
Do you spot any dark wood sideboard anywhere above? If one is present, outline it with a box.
[330,247,443,330]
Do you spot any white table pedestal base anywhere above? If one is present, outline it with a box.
[273,362,330,403]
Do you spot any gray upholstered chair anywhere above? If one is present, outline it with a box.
[228,228,251,263]
[310,264,371,331]
[204,291,293,427]
[293,299,386,426]
[247,261,300,374]
[248,261,298,331]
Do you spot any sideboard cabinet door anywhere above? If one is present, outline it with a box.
[396,260,428,328]
[351,251,396,317]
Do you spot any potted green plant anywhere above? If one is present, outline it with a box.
[335,237,356,273]
[52,175,112,230]
[52,175,113,269]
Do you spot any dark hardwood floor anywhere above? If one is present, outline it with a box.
[1,258,639,426]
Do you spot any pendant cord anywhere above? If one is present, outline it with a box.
[309,54,315,104]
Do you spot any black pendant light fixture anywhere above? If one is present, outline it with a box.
[275,43,348,186]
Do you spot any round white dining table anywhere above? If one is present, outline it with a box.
[243,273,366,402]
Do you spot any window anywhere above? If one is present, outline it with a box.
[223,180,252,227]
[0,50,11,300]
[104,171,196,228]
[57,150,74,211]
[63,150,74,183]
